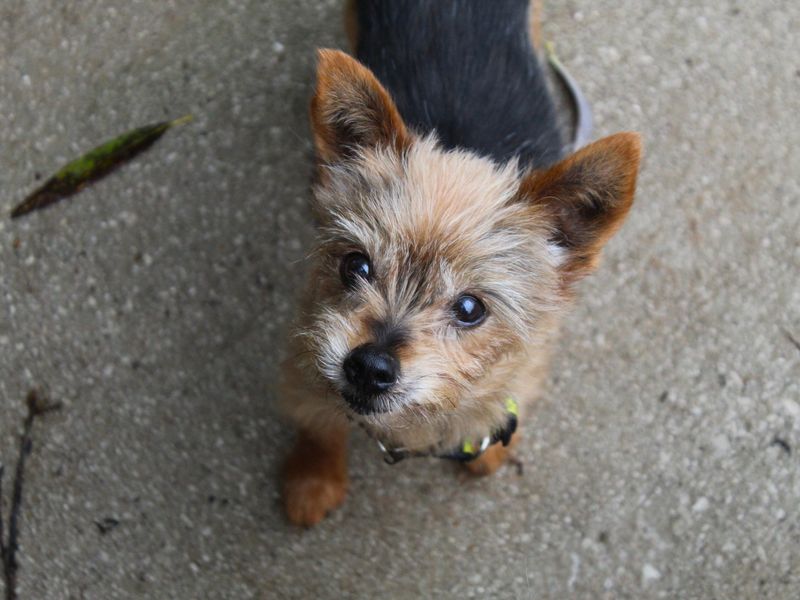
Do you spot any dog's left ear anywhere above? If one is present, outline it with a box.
[310,49,409,163]
[519,132,642,283]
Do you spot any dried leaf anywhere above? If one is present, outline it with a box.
[10,115,192,219]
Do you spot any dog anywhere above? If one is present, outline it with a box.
[278,0,641,526]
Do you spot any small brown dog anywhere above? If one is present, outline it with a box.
[279,0,641,526]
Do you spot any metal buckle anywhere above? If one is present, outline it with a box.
[377,440,408,465]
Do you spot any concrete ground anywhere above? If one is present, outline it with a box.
[1,0,798,598]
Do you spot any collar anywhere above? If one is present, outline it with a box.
[373,397,519,465]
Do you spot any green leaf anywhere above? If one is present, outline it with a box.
[10,114,192,219]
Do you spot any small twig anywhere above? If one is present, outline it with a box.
[770,437,792,455]
[94,518,120,536]
[782,328,800,355]
[1,390,61,600]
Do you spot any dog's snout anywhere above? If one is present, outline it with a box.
[343,343,398,398]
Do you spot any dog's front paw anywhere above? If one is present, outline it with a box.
[463,433,520,477]
[283,472,347,526]
[463,443,510,476]
[282,429,348,526]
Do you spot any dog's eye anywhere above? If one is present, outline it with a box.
[452,295,486,327]
[340,252,372,287]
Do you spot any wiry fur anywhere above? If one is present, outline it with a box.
[279,2,641,526]
[280,136,567,452]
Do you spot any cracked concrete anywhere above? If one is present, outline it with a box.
[1,0,799,598]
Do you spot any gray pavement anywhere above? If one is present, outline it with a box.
[1,1,799,598]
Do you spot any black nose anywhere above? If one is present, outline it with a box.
[343,343,399,398]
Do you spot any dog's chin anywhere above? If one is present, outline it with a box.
[340,390,395,417]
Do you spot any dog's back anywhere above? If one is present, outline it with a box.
[351,0,563,168]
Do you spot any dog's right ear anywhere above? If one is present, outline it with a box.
[518,132,642,284]
[310,49,409,163]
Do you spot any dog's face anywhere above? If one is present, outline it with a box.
[299,50,640,434]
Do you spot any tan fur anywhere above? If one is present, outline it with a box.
[310,49,409,166]
[279,26,641,526]
[529,0,543,51]
[519,133,641,284]
[464,431,521,476]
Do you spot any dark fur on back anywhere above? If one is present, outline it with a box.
[354,0,564,168]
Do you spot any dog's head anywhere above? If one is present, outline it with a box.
[299,50,640,434]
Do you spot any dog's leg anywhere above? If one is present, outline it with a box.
[282,425,349,526]
[529,0,543,52]
[343,0,359,53]
[463,432,520,477]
